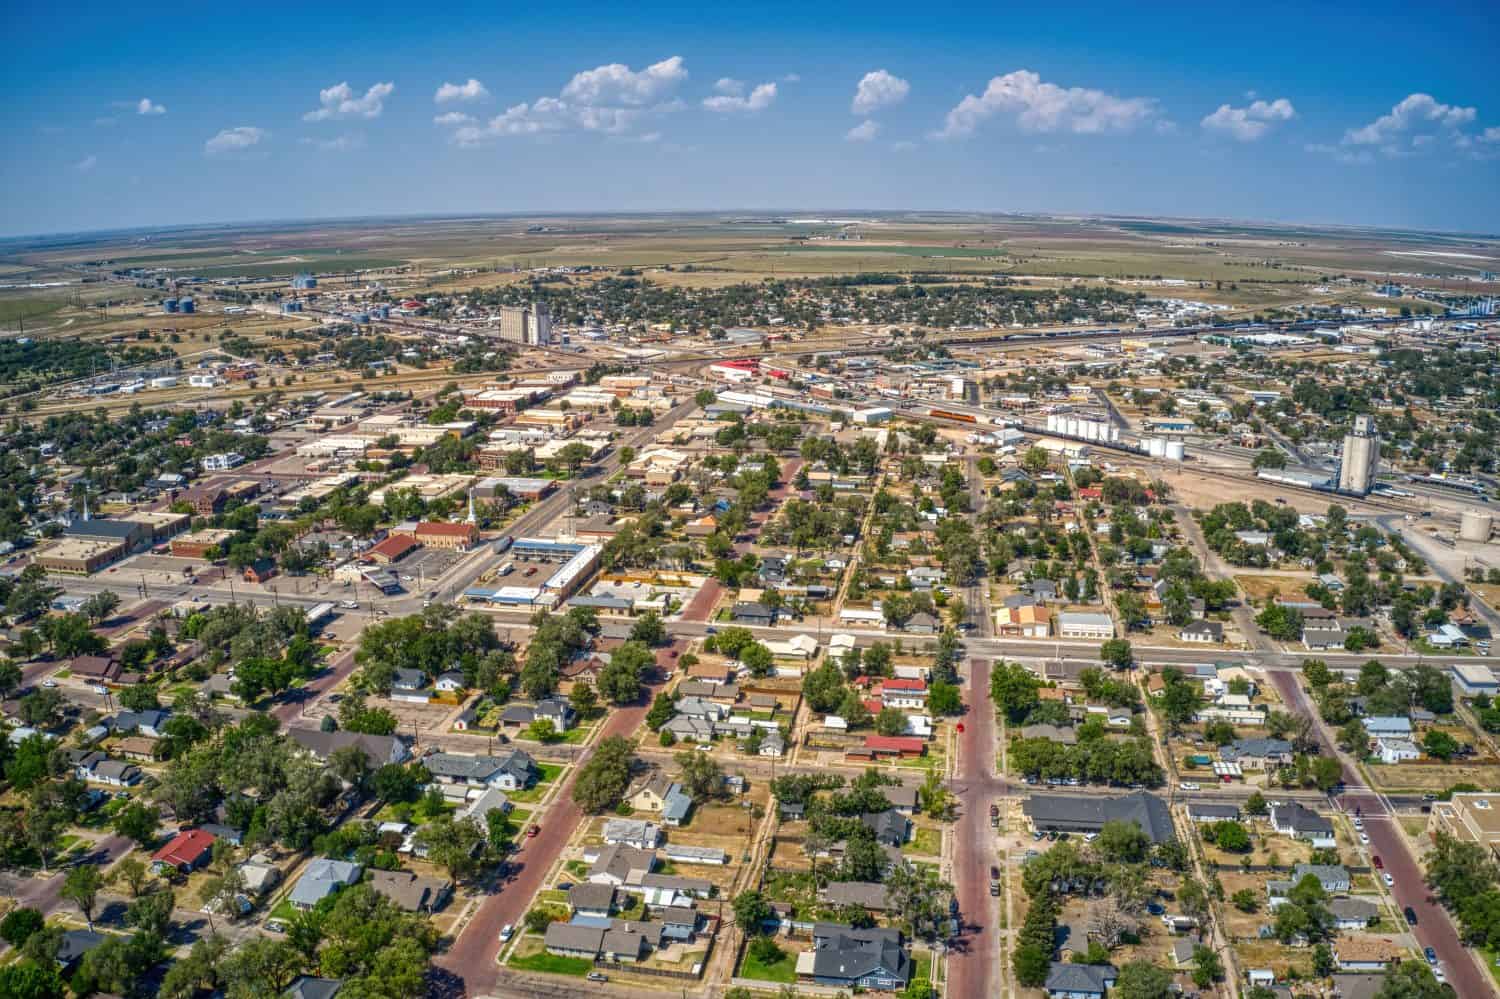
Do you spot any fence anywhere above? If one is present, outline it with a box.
[593,929,716,981]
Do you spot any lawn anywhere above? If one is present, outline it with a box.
[564,860,589,880]
[740,945,799,983]
[508,950,593,977]
[510,764,566,804]
[910,825,942,857]
[912,952,932,985]
[267,899,300,923]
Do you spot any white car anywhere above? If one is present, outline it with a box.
[42,679,57,688]
[1383,873,1394,887]
[1353,817,1363,830]
[1179,782,1200,791]
[1359,833,1370,845]
[91,685,108,695]
[499,924,514,942]
[1434,965,1446,983]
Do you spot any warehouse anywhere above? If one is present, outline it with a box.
[35,538,127,575]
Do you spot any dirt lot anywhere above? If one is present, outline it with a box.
[1367,762,1500,792]
[1233,574,1318,606]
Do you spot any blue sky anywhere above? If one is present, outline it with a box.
[2,0,1498,237]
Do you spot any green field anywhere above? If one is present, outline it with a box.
[740,946,799,983]
[508,950,594,976]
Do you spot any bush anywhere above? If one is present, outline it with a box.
[0,907,44,947]
[748,935,783,964]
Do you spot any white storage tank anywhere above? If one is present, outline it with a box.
[1165,440,1186,462]
[1147,437,1167,458]
[1460,509,1495,543]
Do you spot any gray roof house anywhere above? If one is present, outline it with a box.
[731,601,775,626]
[603,818,662,850]
[1023,791,1176,843]
[545,922,605,959]
[424,749,537,790]
[662,715,716,743]
[821,881,890,912]
[1044,961,1117,999]
[568,882,620,918]
[803,924,909,991]
[1328,897,1379,930]
[289,859,362,910]
[862,809,911,847]
[285,977,344,999]
[588,844,657,886]
[288,728,410,767]
[662,784,694,826]
[1269,802,1335,844]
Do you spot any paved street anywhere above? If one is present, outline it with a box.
[1270,670,1491,998]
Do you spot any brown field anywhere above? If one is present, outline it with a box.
[1233,574,1318,606]
[1366,762,1500,792]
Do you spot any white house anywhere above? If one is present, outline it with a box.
[1376,737,1420,764]
[1057,612,1114,640]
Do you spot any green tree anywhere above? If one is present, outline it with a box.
[1099,639,1134,668]
[62,864,104,929]
[675,749,723,802]
[645,692,676,730]
[629,611,666,646]
[732,890,773,935]
[113,801,159,847]
[1214,821,1251,852]
[1114,959,1174,999]
[1097,819,1151,863]
[571,736,634,813]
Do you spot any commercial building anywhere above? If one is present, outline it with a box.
[171,528,236,559]
[1336,414,1381,496]
[64,517,150,553]
[1057,611,1114,640]
[123,510,191,544]
[35,538,127,574]
[1429,792,1500,859]
[391,520,479,551]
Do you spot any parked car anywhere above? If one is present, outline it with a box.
[1425,946,1438,965]
[1405,906,1419,926]
[526,825,540,838]
[499,924,514,942]
[1179,782,1200,791]
[586,972,608,983]
[1383,873,1394,887]
[1373,855,1384,869]
[42,679,57,688]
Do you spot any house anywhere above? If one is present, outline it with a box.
[602,921,659,963]
[1026,578,1059,603]
[1023,791,1176,844]
[663,844,729,866]
[1333,936,1403,971]
[1179,620,1224,644]
[238,853,283,896]
[881,678,928,709]
[1363,716,1412,739]
[458,786,512,825]
[71,751,141,786]
[545,922,606,960]
[658,905,701,942]
[1291,863,1351,894]
[862,809,911,847]
[603,818,662,850]
[1222,738,1294,770]
[424,749,538,790]
[70,654,122,684]
[367,869,452,913]
[1376,737,1420,764]
[758,731,787,757]
[1328,897,1378,930]
[1057,612,1114,640]
[821,881,890,912]
[995,602,1052,637]
[289,859,363,910]
[1042,962,1117,999]
[286,978,345,999]
[1171,939,1197,968]
[1185,802,1241,823]
[731,601,775,627]
[629,775,683,814]
[1303,619,1349,650]
[1269,802,1335,847]
[663,716,716,743]
[391,668,431,703]
[674,696,729,721]
[151,828,216,874]
[112,709,170,739]
[662,785,694,826]
[499,698,577,732]
[434,671,467,693]
[859,735,926,758]
[800,924,909,991]
[588,844,657,886]
[289,728,410,767]
[885,785,920,815]
[569,882,620,918]
[904,612,940,634]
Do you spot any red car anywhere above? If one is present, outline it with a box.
[1373,855,1383,870]
[526,825,540,838]
[956,723,966,734]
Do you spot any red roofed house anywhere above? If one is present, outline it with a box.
[1078,487,1103,501]
[151,828,216,874]
[365,534,420,564]
[881,677,929,709]
[861,735,926,758]
[392,521,479,552]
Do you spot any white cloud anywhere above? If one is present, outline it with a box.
[304,81,395,121]
[1304,142,1373,165]
[560,56,686,107]
[75,155,98,173]
[301,133,364,152]
[1481,126,1500,144]
[938,69,1157,138]
[1343,93,1476,150]
[702,80,776,113]
[852,70,909,115]
[205,126,267,155]
[892,140,916,152]
[846,120,880,142]
[136,98,166,116]
[435,79,489,103]
[439,57,691,145]
[1201,97,1296,141]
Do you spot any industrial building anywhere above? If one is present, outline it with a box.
[496,303,552,346]
[1336,414,1380,496]
[35,538,127,575]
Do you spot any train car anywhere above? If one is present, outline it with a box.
[928,408,978,424]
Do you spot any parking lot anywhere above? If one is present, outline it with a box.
[388,546,466,591]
